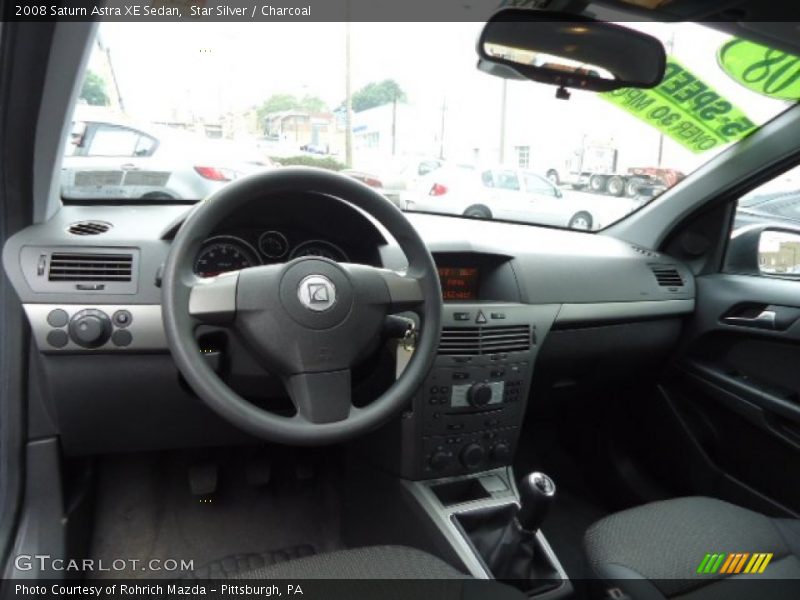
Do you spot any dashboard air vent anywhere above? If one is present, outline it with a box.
[439,325,532,356]
[651,265,684,288]
[48,252,133,282]
[67,221,112,236]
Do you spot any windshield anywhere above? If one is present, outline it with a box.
[62,21,792,230]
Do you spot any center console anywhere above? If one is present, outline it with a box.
[402,467,572,598]
[348,253,568,595]
[397,253,559,480]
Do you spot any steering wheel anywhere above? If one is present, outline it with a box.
[162,167,442,445]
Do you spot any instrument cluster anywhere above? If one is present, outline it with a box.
[194,229,351,278]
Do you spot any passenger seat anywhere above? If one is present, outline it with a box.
[583,497,800,599]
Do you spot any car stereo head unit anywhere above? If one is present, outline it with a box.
[400,302,560,480]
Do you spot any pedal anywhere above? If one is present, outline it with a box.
[246,457,272,487]
[189,462,218,497]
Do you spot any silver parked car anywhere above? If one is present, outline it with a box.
[403,165,640,230]
[62,119,274,201]
[342,156,444,208]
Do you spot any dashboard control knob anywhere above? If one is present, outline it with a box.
[46,309,69,328]
[69,309,112,348]
[112,309,133,327]
[467,383,492,407]
[460,443,486,469]
[491,442,512,463]
[111,329,133,347]
[46,329,69,348]
[429,451,451,471]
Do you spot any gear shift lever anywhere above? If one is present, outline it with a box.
[456,471,560,591]
[517,472,556,532]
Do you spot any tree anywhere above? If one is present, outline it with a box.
[79,71,109,106]
[256,93,328,123]
[350,79,406,113]
[257,93,300,119]
[298,95,326,113]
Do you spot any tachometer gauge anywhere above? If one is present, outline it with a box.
[289,240,349,262]
[258,230,289,259]
[194,236,261,277]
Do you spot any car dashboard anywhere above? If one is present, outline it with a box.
[190,192,385,278]
[3,193,695,473]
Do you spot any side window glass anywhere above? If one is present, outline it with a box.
[86,125,142,157]
[65,122,87,156]
[730,164,800,278]
[735,169,800,226]
[481,171,495,188]
[134,135,157,157]
[418,161,440,176]
[524,174,555,195]
[496,170,520,191]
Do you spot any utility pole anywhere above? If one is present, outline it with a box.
[499,79,508,164]
[391,92,397,156]
[438,97,446,160]
[96,33,124,113]
[344,21,354,168]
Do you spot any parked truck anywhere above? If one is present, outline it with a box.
[544,144,684,197]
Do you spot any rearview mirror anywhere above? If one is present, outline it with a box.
[477,9,666,93]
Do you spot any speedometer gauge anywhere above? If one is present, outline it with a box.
[194,236,261,277]
[289,240,349,262]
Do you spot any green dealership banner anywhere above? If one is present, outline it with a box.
[600,58,756,154]
[718,38,800,101]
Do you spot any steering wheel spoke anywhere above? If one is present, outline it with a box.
[188,271,239,324]
[342,263,425,313]
[286,369,355,424]
[380,269,425,312]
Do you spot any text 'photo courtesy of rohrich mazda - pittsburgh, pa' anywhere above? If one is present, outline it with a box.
[1,2,800,600]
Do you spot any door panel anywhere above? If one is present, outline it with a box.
[665,274,800,515]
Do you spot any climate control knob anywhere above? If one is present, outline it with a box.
[429,451,452,471]
[460,443,486,469]
[69,309,112,348]
[491,442,512,463]
[467,383,492,407]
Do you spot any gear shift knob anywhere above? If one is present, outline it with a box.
[516,472,556,532]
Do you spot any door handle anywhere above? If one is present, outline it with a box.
[120,163,139,171]
[722,309,776,329]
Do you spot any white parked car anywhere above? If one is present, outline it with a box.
[342,156,444,208]
[62,120,274,201]
[403,165,640,230]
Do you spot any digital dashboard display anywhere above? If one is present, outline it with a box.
[438,267,479,301]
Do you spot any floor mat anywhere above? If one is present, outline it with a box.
[89,450,342,579]
[186,544,316,579]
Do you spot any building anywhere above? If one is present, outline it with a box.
[220,107,261,141]
[351,103,441,163]
[263,110,342,153]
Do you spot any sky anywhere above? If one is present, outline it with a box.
[87,21,791,174]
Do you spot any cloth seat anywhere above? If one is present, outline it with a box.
[584,496,800,599]
[193,544,528,600]
[236,545,469,579]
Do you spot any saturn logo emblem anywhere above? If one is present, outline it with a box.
[297,275,337,311]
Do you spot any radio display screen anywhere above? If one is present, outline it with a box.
[438,267,479,301]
